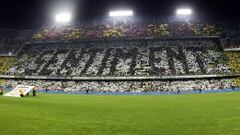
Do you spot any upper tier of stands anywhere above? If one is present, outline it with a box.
[30,20,240,49]
[0,20,239,56]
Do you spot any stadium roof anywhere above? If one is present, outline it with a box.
[0,0,239,28]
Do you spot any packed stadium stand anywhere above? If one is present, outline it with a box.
[32,22,221,41]
[2,79,233,93]
[7,38,230,77]
[30,21,240,48]
[0,20,239,93]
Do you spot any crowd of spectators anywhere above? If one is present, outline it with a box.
[234,77,240,87]
[0,30,239,93]
[226,52,240,73]
[0,57,15,75]
[0,19,239,58]
[0,78,234,93]
[31,22,221,41]
[30,19,240,49]
[6,39,232,77]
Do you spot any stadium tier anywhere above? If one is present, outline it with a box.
[0,20,239,93]
[31,21,240,49]
[0,78,234,93]
[7,38,231,77]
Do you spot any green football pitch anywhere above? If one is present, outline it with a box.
[1,92,240,135]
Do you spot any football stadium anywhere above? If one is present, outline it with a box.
[0,0,240,134]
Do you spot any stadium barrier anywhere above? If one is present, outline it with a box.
[224,48,240,52]
[37,87,240,95]
[0,73,239,81]
[26,36,220,45]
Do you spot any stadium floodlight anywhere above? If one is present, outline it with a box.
[55,13,71,23]
[109,10,133,17]
[176,8,192,16]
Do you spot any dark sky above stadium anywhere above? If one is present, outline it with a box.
[0,0,239,29]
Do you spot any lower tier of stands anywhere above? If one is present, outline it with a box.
[0,78,238,93]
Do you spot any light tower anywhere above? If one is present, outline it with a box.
[55,13,72,24]
[109,10,134,26]
[176,8,192,16]
[176,8,193,23]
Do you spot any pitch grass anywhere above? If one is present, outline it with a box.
[1,93,240,135]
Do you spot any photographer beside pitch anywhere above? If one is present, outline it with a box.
[32,88,37,97]
[0,86,3,95]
